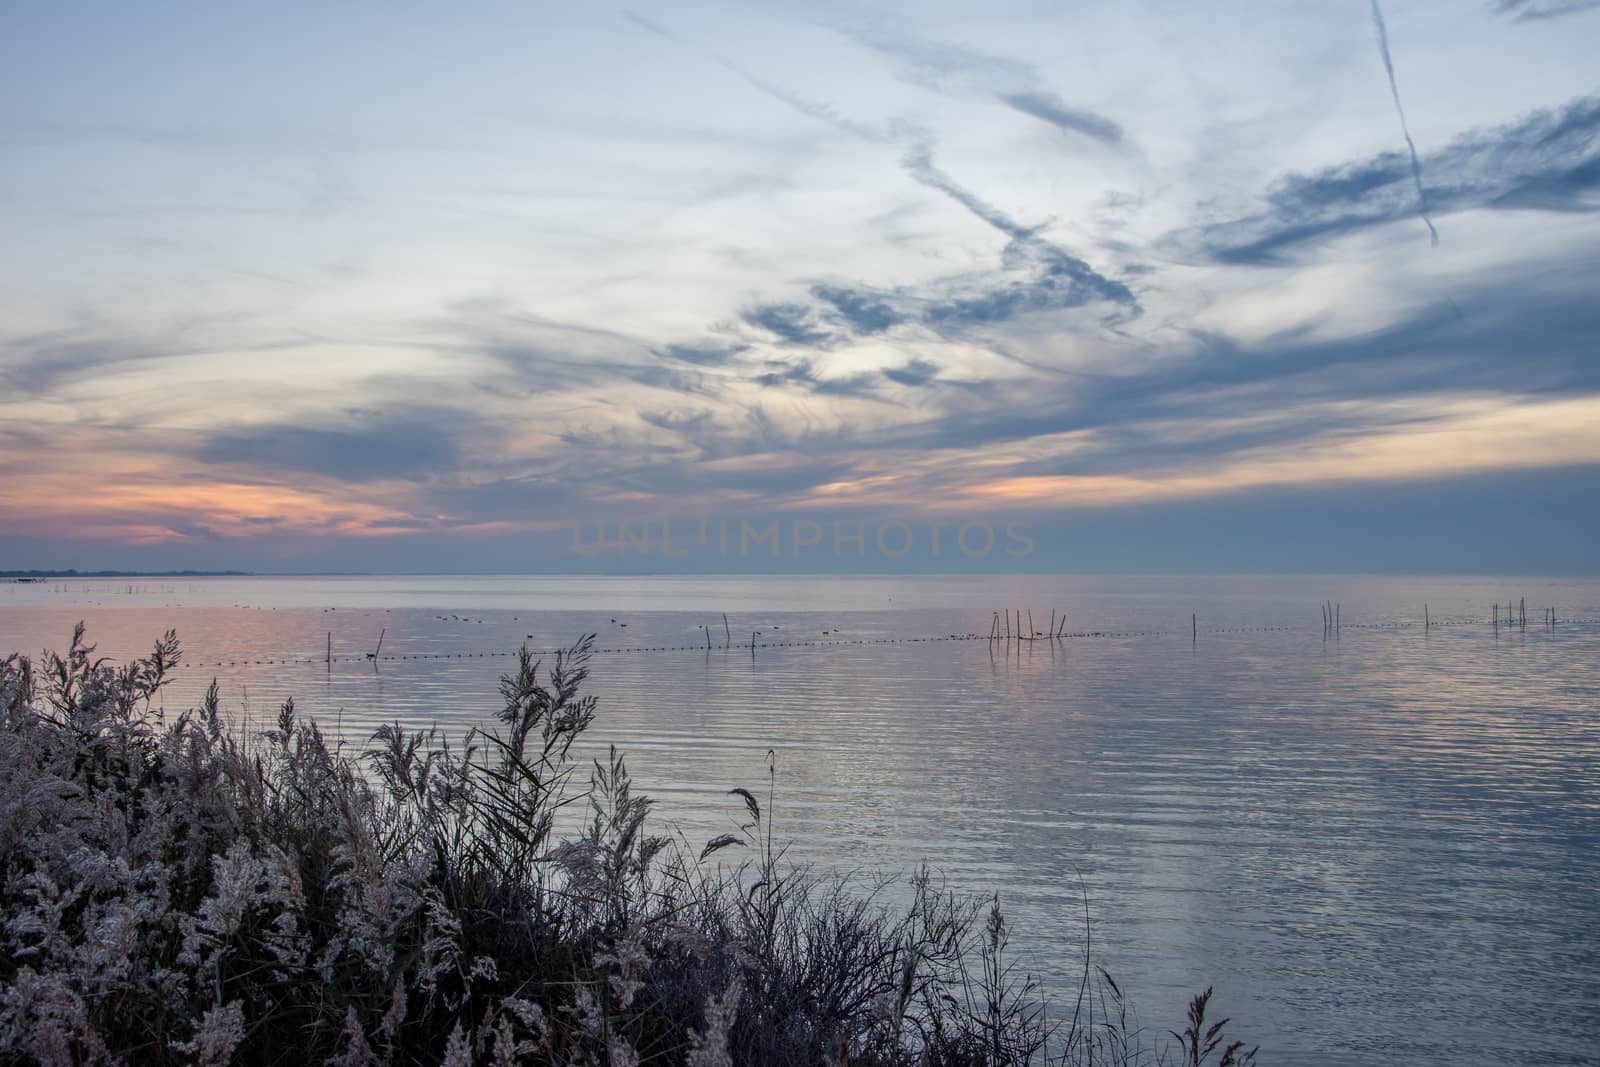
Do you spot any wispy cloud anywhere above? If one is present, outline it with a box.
[1171,92,1600,263]
[902,145,1137,327]
[654,342,749,366]
[844,26,1124,146]
[1492,0,1600,21]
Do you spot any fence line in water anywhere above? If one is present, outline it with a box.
[165,609,1584,670]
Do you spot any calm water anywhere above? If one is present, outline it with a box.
[3,574,1597,1065]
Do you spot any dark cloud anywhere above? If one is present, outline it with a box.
[923,244,1137,329]
[996,92,1125,146]
[811,284,904,334]
[1178,92,1600,263]
[882,358,940,386]
[754,357,877,397]
[654,341,748,365]
[638,408,714,434]
[866,258,1600,469]
[625,363,714,396]
[742,303,835,346]
[194,409,465,483]
[754,358,817,388]
[812,372,878,397]
[169,524,222,541]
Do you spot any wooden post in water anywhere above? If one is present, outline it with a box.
[1192,613,1197,645]
[1424,604,1429,631]
[1028,609,1035,639]
[723,613,731,648]
[1049,609,1055,639]
[1004,610,1011,641]
[326,632,331,666]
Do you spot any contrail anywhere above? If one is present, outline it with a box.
[1370,0,1438,245]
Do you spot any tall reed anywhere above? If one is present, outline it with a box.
[0,627,1255,1066]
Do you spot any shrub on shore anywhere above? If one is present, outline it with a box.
[0,627,1255,1066]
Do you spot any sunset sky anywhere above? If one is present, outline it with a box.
[2,1,1597,572]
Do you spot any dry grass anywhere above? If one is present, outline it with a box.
[0,626,1256,1065]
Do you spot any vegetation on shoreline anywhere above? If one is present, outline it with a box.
[0,627,1256,1065]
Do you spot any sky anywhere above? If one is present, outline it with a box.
[1,0,1597,574]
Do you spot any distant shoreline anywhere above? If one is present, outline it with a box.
[2,570,255,579]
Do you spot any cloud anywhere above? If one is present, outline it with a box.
[741,303,835,346]
[901,143,1038,241]
[882,358,940,386]
[994,92,1124,146]
[922,242,1138,329]
[753,357,816,388]
[625,363,715,396]
[901,145,1137,329]
[708,152,1137,360]
[845,26,1124,146]
[625,13,897,144]
[618,30,1133,344]
[654,341,748,365]
[620,10,675,39]
[861,254,1600,476]
[638,407,714,434]
[1492,0,1600,20]
[810,284,904,334]
[753,356,877,397]
[1175,92,1600,263]
[0,320,305,394]
[193,409,467,483]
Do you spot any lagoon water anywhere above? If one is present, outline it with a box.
[3,574,1597,1065]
